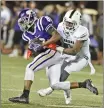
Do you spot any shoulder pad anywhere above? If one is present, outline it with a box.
[38,16,53,31]
[57,22,63,33]
[75,26,89,41]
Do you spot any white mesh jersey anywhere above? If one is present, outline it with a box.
[57,22,91,59]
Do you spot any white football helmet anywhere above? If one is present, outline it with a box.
[63,9,81,35]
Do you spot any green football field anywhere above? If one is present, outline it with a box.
[1,55,103,108]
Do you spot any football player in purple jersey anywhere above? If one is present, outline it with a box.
[8,8,62,103]
[8,9,98,104]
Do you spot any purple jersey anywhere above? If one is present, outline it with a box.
[22,16,53,43]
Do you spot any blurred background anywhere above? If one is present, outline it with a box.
[1,0,103,65]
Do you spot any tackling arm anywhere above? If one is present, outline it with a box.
[63,40,84,55]
[56,28,89,55]
[55,40,84,55]
[42,26,61,46]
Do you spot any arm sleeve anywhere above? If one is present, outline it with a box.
[42,16,53,32]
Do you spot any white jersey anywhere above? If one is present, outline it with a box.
[57,22,91,59]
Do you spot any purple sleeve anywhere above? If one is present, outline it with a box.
[42,16,53,32]
[22,33,31,42]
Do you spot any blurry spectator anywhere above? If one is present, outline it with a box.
[4,6,18,49]
[20,1,28,9]
[79,3,93,36]
[1,0,11,46]
[43,4,60,28]
[8,5,23,57]
[37,10,45,18]
[29,1,37,9]
[49,5,60,28]
[43,4,54,15]
[96,13,103,65]
[79,2,99,62]
[51,5,61,28]
[60,1,75,22]
[29,1,40,17]
[65,1,76,11]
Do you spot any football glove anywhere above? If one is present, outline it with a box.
[28,38,44,53]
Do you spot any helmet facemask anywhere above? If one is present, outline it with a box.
[18,10,37,32]
[63,17,77,35]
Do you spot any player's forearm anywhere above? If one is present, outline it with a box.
[56,40,83,55]
[63,40,83,55]
[42,34,61,46]
[55,46,77,55]
[63,48,77,55]
[43,26,61,46]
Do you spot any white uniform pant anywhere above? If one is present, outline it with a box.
[27,49,63,72]
[24,49,66,80]
[46,64,62,86]
[24,48,89,81]
[64,56,88,74]
[46,56,88,86]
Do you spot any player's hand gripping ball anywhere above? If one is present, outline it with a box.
[27,38,45,59]
[28,38,43,53]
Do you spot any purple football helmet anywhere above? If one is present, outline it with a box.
[18,9,37,31]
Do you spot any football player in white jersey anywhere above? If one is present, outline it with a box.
[37,9,98,104]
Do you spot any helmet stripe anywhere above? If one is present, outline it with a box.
[69,9,76,18]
